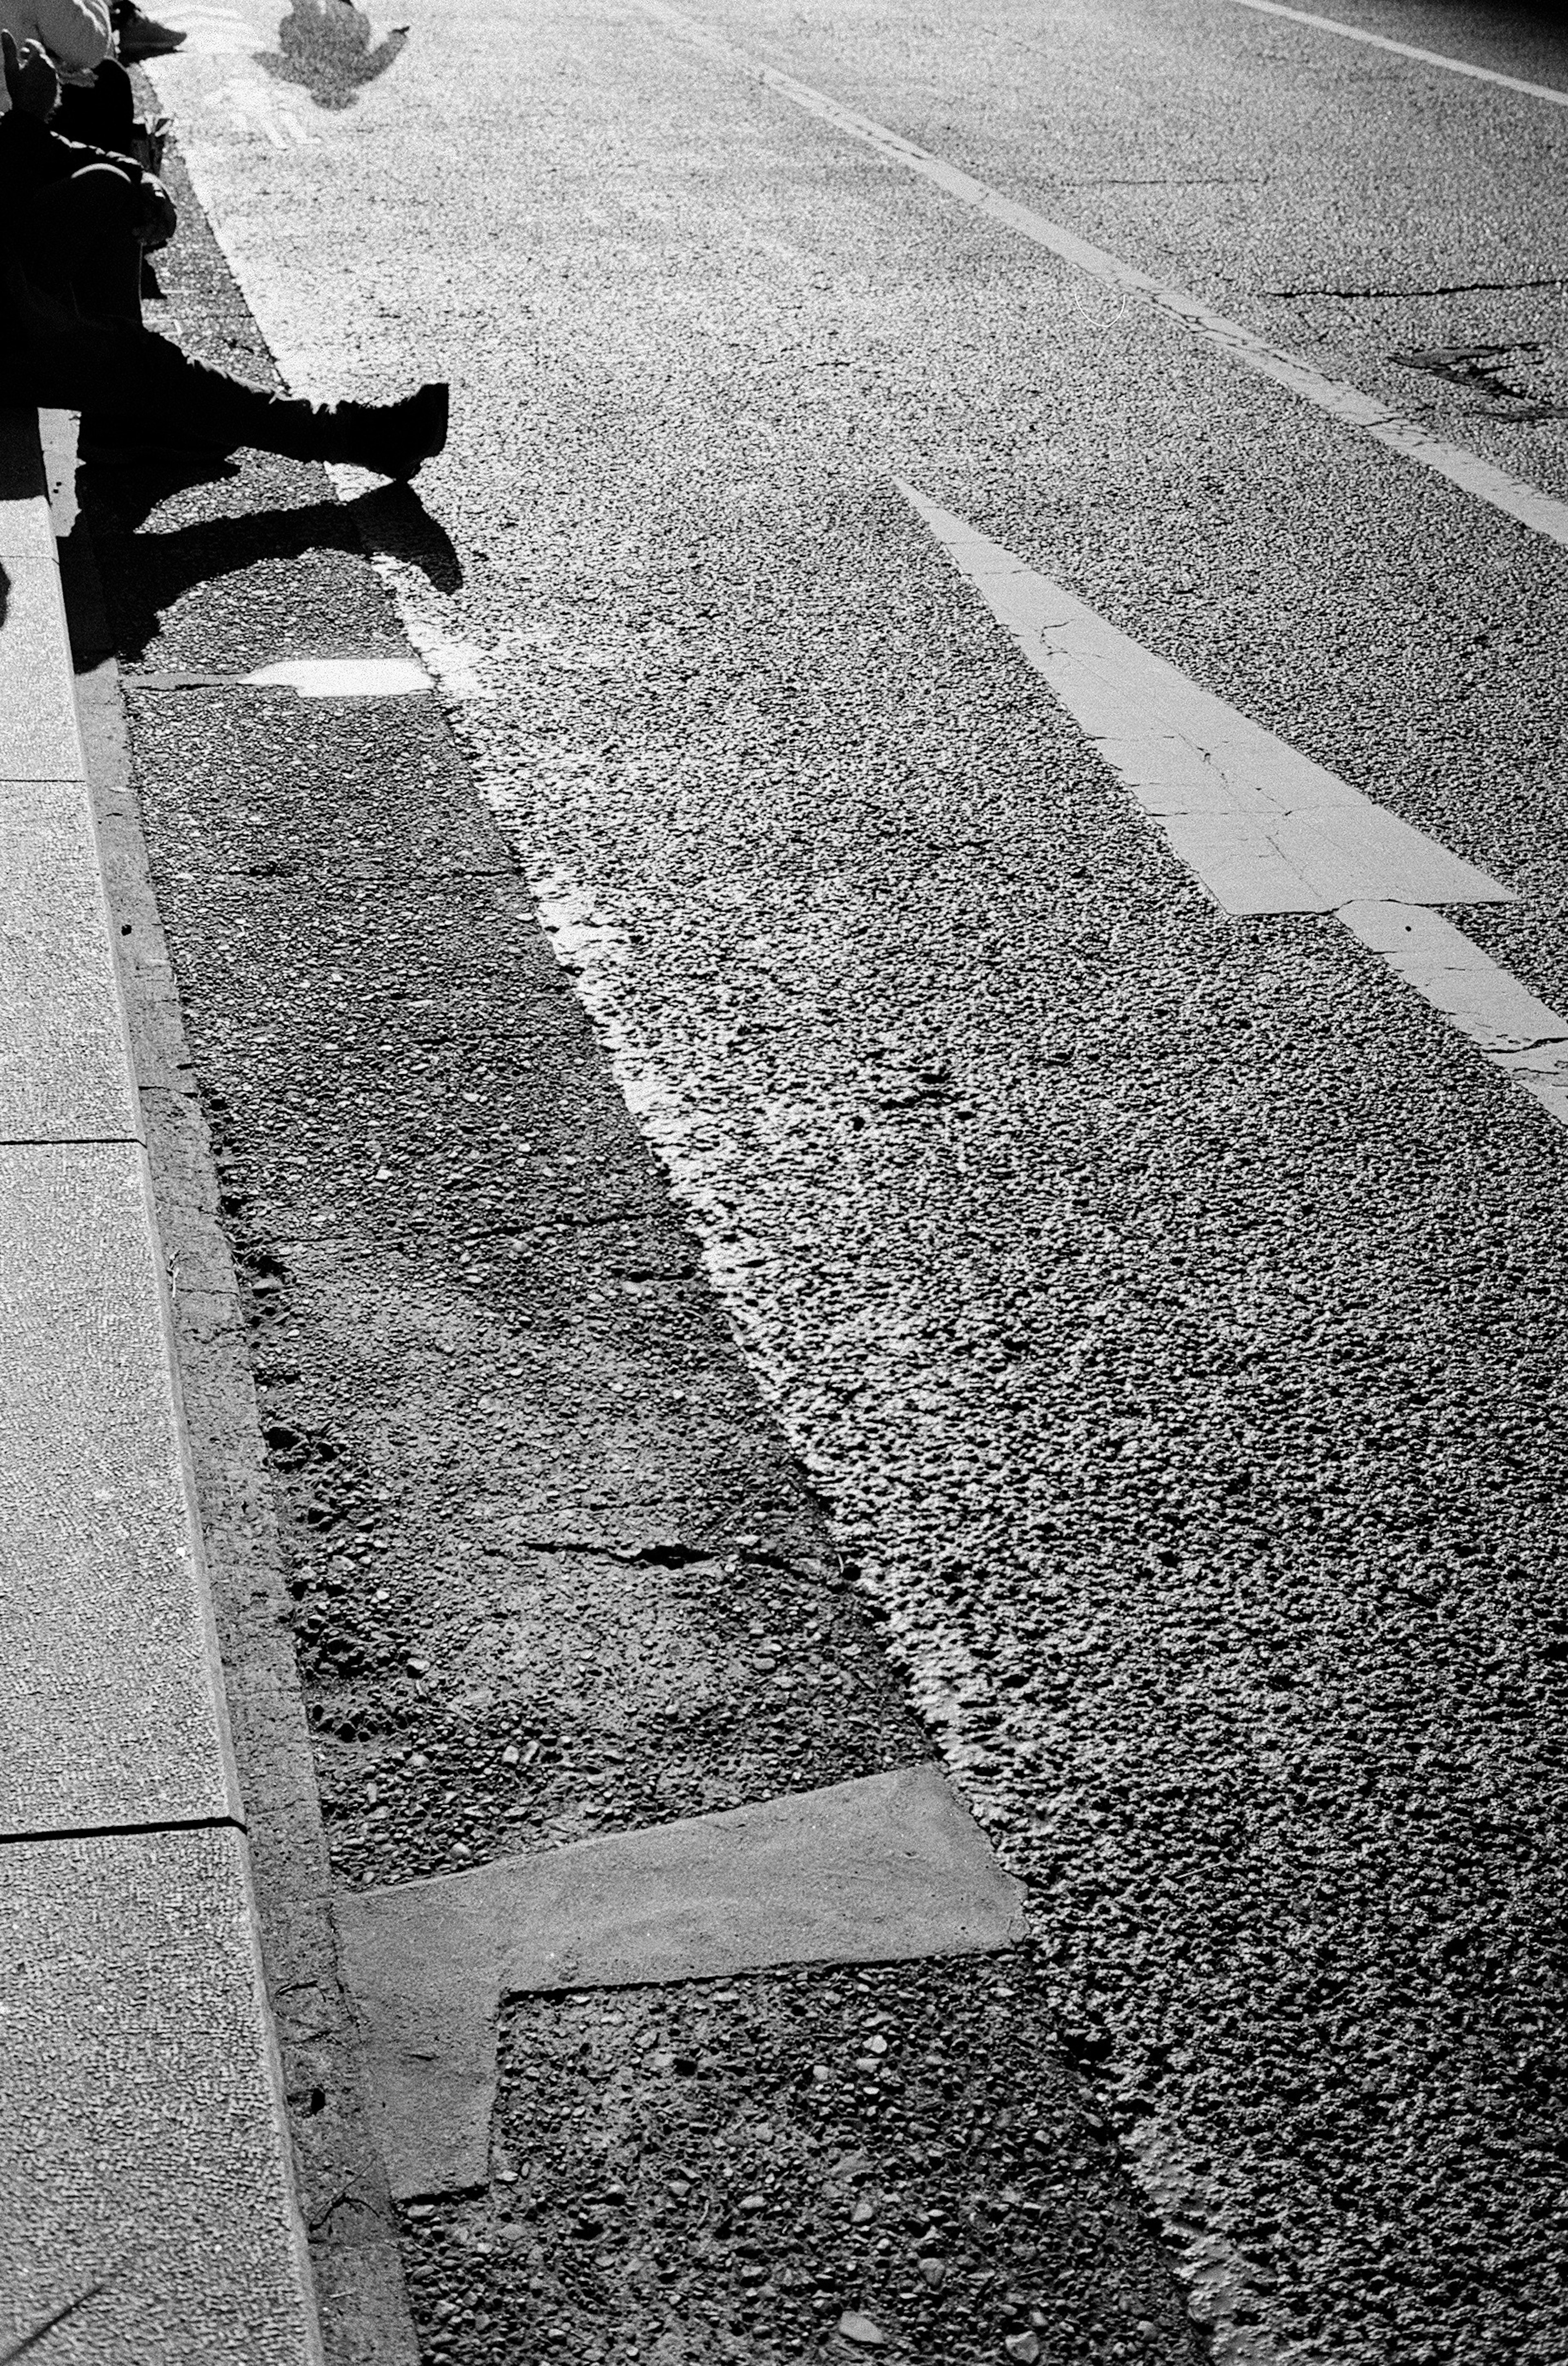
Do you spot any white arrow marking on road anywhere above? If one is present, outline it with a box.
[902,484,1568,1126]
[1225,0,1568,107]
[636,0,1568,553]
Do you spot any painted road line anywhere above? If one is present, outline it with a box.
[246,656,434,694]
[1225,0,1568,108]
[635,0,1568,554]
[902,485,1512,916]
[903,483,1568,1124]
[338,1765,1025,2198]
[1337,899,1568,1121]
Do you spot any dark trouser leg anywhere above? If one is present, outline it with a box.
[1,213,447,476]
[16,164,143,328]
[7,306,337,456]
[51,62,139,159]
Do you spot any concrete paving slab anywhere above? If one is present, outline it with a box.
[0,785,139,1143]
[0,1140,237,1834]
[0,404,54,560]
[339,1764,1027,2197]
[0,555,85,780]
[0,1824,321,2364]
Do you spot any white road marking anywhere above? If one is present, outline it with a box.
[904,484,1568,1124]
[903,485,1511,916]
[1225,0,1568,108]
[1337,899,1568,1122]
[635,0,1568,553]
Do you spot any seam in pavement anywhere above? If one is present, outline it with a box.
[0,1811,243,1844]
[36,407,419,2366]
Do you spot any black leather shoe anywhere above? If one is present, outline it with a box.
[319,381,449,479]
[114,3,188,57]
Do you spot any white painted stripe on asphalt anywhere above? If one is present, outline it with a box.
[1225,0,1568,107]
[902,484,1513,915]
[904,484,1568,1124]
[1337,900,1568,1119]
[635,0,1568,553]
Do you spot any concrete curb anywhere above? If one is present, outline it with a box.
[0,406,324,2362]
[57,421,421,2364]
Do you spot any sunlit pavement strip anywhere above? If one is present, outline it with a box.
[149,0,312,142]
[1225,0,1568,106]
[904,484,1568,1126]
[0,408,321,2360]
[129,656,436,695]
[336,1767,1026,2200]
[636,0,1568,553]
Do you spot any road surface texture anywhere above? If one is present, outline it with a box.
[79,2,1568,2363]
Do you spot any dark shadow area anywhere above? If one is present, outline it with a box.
[349,480,464,595]
[0,560,10,631]
[258,0,408,111]
[0,417,40,504]
[77,457,461,663]
[1417,0,1568,69]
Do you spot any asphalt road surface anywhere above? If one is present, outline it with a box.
[126,2,1568,2361]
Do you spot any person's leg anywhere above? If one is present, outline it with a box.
[2,286,448,476]
[51,62,139,158]
[15,164,143,328]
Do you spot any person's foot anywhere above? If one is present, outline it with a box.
[319,381,449,479]
[114,3,188,58]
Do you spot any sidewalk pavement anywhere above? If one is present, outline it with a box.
[0,404,323,2362]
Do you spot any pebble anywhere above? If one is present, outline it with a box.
[1004,2335,1040,2364]
[837,2312,886,2348]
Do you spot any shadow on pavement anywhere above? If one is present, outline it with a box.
[258,0,408,111]
[76,457,461,664]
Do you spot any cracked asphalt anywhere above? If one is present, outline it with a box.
[90,2,1568,2362]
